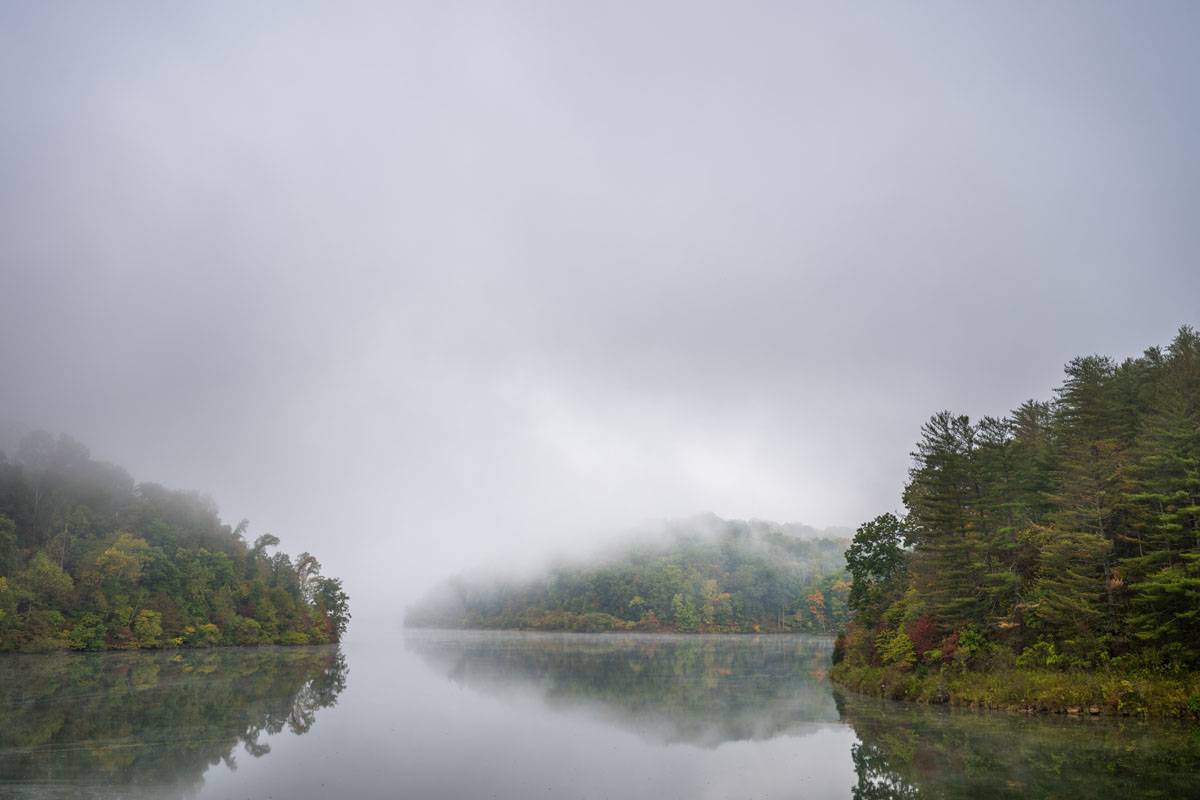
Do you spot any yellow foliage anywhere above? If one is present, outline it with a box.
[96,533,150,583]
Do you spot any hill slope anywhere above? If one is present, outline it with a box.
[0,432,349,651]
[407,515,850,633]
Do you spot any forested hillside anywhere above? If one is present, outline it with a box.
[407,515,850,633]
[0,432,349,651]
[834,327,1200,715]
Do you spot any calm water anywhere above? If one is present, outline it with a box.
[1,632,1198,799]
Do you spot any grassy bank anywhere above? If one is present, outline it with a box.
[830,662,1200,718]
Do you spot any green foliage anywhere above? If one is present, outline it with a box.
[181,622,223,647]
[877,629,917,670]
[232,615,266,645]
[314,576,352,641]
[833,660,1200,719]
[407,516,851,633]
[845,514,908,625]
[96,532,151,584]
[1128,552,1200,653]
[1015,640,1060,670]
[953,625,989,668]
[0,514,16,576]
[133,609,163,647]
[25,552,74,606]
[0,432,349,651]
[1021,525,1110,652]
[840,325,1200,678]
[67,612,107,650]
[672,593,700,632]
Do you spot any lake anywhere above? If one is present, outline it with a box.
[1,631,1198,799]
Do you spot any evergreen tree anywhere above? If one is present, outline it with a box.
[903,412,988,630]
[843,325,1200,669]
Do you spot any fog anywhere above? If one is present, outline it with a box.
[2,2,1198,632]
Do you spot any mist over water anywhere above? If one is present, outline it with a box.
[3,635,1198,799]
[2,3,1200,796]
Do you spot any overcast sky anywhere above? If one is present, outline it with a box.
[1,1,1198,629]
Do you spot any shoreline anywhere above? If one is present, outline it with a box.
[403,623,837,635]
[830,662,1200,720]
[0,640,339,655]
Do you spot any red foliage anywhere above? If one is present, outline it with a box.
[635,610,661,631]
[907,615,940,656]
[939,630,960,661]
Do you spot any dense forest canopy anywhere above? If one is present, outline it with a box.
[0,432,349,651]
[838,325,1200,677]
[407,515,851,633]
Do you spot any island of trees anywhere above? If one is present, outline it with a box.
[406,515,851,633]
[833,326,1200,717]
[0,432,349,651]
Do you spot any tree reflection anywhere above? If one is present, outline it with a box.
[406,631,1200,795]
[849,741,920,800]
[406,631,840,746]
[0,646,347,798]
[836,691,1200,799]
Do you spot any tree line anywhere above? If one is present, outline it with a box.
[837,326,1200,681]
[0,432,349,651]
[407,516,851,633]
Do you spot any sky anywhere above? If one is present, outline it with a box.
[1,1,1198,630]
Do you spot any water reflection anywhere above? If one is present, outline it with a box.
[407,630,1200,798]
[837,692,1200,800]
[0,646,346,799]
[3,634,1198,799]
[406,630,840,746]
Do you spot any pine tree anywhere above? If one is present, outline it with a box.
[844,325,1200,669]
[1019,524,1110,658]
[903,412,988,630]
[1127,552,1200,664]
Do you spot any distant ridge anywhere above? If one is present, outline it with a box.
[407,514,851,634]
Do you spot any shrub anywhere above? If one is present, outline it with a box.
[953,625,988,668]
[133,610,163,648]
[907,615,939,656]
[185,623,222,647]
[878,629,917,670]
[634,610,662,631]
[838,623,876,666]
[67,613,107,651]
[232,616,265,645]
[279,630,310,646]
[1016,640,1061,670]
[570,612,629,632]
[21,635,68,653]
